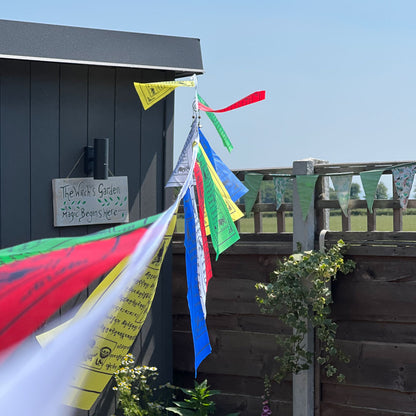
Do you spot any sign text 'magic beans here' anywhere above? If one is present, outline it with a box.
[52,177,129,227]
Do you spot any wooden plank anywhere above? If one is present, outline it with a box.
[277,211,286,233]
[322,382,416,413]
[86,66,116,235]
[0,59,31,248]
[341,209,351,231]
[321,402,415,416]
[59,63,88,237]
[322,340,416,391]
[114,67,142,221]
[332,279,416,322]
[367,208,376,231]
[30,61,60,240]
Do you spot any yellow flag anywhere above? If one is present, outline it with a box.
[198,145,244,235]
[134,80,195,110]
[37,213,177,410]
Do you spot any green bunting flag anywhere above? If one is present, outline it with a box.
[296,175,319,221]
[273,177,292,210]
[244,173,264,216]
[330,175,353,217]
[198,94,233,152]
[197,150,240,260]
[360,169,384,213]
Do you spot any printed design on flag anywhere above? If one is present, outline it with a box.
[273,177,292,211]
[330,175,353,217]
[392,164,416,209]
[134,81,195,110]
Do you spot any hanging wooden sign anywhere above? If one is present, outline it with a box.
[52,177,129,227]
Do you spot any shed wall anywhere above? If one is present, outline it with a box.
[0,58,175,416]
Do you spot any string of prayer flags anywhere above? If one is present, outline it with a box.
[197,94,233,152]
[296,175,319,221]
[199,129,248,202]
[197,148,240,260]
[198,90,266,113]
[0,227,148,353]
[166,118,199,188]
[392,164,416,209]
[330,175,353,217]
[36,214,177,410]
[244,173,264,215]
[273,177,292,211]
[134,80,195,110]
[194,163,213,288]
[183,189,212,375]
[360,169,384,213]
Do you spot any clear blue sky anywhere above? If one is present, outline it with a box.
[2,1,416,174]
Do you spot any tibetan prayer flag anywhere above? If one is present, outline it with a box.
[197,94,233,152]
[198,145,243,235]
[0,213,160,266]
[134,80,195,110]
[296,175,319,221]
[244,173,264,216]
[0,227,148,353]
[360,169,384,213]
[330,175,353,217]
[198,91,265,113]
[194,163,213,288]
[37,213,178,410]
[184,189,212,375]
[166,118,199,188]
[392,164,416,209]
[199,129,248,202]
[273,177,292,211]
[197,148,240,259]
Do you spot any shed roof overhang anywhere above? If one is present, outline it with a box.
[0,19,204,78]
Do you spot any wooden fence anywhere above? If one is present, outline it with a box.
[172,159,416,415]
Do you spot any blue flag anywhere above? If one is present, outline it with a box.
[184,188,212,375]
[199,129,248,202]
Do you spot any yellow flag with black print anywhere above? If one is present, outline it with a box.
[134,80,195,110]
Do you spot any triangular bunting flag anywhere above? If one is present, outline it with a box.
[244,173,264,216]
[134,80,195,110]
[166,118,198,188]
[273,177,292,211]
[198,94,233,152]
[330,175,353,217]
[360,169,384,213]
[199,130,248,202]
[296,175,319,221]
[392,164,416,209]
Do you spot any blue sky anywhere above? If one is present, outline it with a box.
[2,1,416,175]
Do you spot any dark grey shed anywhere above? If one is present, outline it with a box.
[0,19,203,416]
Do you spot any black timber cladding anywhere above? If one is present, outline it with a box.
[0,20,203,416]
[0,19,204,77]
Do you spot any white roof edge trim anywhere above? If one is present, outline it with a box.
[0,54,205,74]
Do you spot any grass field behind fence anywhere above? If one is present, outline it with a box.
[176,211,416,233]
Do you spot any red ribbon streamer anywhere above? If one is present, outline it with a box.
[198,91,265,113]
[194,162,213,287]
[0,228,147,352]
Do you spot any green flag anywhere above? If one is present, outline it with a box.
[330,175,353,217]
[360,169,383,213]
[198,94,233,152]
[197,149,239,259]
[296,175,319,221]
[244,173,264,216]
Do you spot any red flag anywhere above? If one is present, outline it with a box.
[198,91,265,113]
[0,227,147,352]
[194,162,213,287]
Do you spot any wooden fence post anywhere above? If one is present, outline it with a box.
[292,158,328,416]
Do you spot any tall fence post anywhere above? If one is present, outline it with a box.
[292,158,328,416]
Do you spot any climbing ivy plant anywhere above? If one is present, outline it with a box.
[256,240,355,383]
